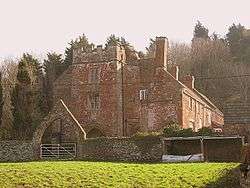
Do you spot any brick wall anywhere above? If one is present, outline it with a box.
[53,37,224,139]
[70,62,120,137]
[182,90,216,130]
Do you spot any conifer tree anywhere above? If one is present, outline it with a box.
[44,52,63,112]
[63,34,94,69]
[193,21,209,39]
[105,34,120,48]
[12,54,45,139]
[12,56,32,139]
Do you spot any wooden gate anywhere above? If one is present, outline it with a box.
[40,143,76,159]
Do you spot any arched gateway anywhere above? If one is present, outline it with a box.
[32,100,86,159]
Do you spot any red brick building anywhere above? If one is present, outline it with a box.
[53,37,224,138]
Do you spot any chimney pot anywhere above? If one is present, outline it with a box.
[181,75,195,89]
[169,66,179,80]
[97,45,102,53]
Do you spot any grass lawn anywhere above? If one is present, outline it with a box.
[0,161,239,188]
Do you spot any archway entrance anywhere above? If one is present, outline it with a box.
[41,118,78,144]
[32,100,86,159]
[87,128,105,138]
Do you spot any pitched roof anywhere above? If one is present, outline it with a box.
[164,69,223,115]
[224,102,250,125]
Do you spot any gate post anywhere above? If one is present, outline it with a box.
[77,143,83,159]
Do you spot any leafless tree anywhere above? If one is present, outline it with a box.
[0,58,18,139]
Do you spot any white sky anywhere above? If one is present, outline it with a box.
[0,0,249,59]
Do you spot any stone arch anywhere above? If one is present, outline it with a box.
[32,100,86,159]
[87,128,105,138]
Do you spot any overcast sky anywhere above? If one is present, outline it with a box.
[0,0,249,59]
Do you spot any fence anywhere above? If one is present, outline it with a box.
[40,143,76,159]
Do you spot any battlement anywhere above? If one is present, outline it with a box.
[73,45,126,64]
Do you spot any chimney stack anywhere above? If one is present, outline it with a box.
[169,66,179,80]
[155,37,168,69]
[96,45,103,53]
[181,75,195,90]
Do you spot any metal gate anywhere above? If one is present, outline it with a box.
[40,143,76,159]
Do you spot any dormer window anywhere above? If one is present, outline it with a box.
[139,89,147,100]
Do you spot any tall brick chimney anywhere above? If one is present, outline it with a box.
[155,37,168,68]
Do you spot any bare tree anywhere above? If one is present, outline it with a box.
[0,58,18,139]
[231,64,250,102]
[169,41,192,76]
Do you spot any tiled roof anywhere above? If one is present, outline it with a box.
[224,102,250,124]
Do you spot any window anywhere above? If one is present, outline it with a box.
[139,89,147,100]
[189,97,192,110]
[197,102,201,114]
[89,68,100,83]
[206,112,211,124]
[198,118,202,129]
[89,94,100,110]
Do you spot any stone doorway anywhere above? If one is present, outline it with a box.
[32,100,86,159]
[87,128,105,138]
[42,118,78,144]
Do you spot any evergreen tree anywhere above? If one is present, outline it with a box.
[193,21,209,39]
[63,34,94,69]
[44,52,64,112]
[226,23,250,64]
[105,35,139,60]
[120,37,139,61]
[145,38,156,58]
[12,56,32,139]
[63,40,75,68]
[105,34,120,48]
[12,54,45,139]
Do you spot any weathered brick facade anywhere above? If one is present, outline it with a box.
[53,37,224,138]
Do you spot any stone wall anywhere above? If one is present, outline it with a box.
[0,141,34,162]
[80,136,162,162]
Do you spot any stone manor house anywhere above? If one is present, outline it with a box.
[48,37,224,141]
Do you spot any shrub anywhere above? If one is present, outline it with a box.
[196,127,214,136]
[163,121,180,137]
[132,131,161,138]
[163,121,196,137]
[174,128,195,137]
[163,121,216,137]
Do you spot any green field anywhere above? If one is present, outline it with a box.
[0,161,239,188]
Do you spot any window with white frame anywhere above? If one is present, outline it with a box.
[89,67,100,83]
[139,89,147,100]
